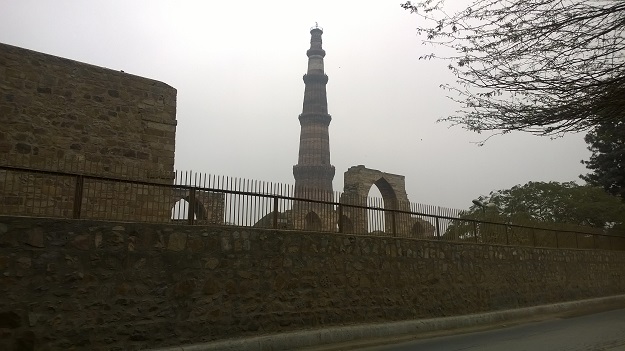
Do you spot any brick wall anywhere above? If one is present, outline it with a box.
[1,216,624,350]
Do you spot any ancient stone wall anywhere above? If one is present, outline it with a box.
[0,43,178,221]
[1,216,624,350]
[341,165,434,237]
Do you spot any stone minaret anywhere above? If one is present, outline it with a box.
[293,25,335,202]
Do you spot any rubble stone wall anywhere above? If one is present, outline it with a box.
[0,43,177,178]
[1,216,624,350]
[0,43,178,221]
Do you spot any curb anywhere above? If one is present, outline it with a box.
[151,294,625,351]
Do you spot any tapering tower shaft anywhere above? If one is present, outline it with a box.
[293,27,335,201]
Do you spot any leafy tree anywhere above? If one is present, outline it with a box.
[401,0,625,136]
[581,119,625,201]
[444,182,625,243]
[472,181,625,227]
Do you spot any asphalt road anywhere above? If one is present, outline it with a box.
[358,308,625,351]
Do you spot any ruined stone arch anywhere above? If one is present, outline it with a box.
[371,177,400,209]
[170,189,224,224]
[339,214,354,233]
[304,211,322,231]
[339,165,411,235]
[171,195,207,221]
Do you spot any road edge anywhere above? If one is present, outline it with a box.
[150,294,625,351]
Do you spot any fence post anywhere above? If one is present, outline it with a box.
[505,225,509,245]
[391,210,397,236]
[575,232,579,249]
[72,175,84,219]
[473,221,478,243]
[435,217,441,240]
[593,234,597,250]
[187,188,196,225]
[337,204,343,233]
[272,196,279,229]
[532,228,536,247]
[555,230,559,248]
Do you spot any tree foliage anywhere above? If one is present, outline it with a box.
[581,118,625,200]
[469,181,625,228]
[401,0,625,136]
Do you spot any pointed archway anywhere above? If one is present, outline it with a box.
[304,211,322,231]
[340,166,411,235]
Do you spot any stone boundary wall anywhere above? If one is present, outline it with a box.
[1,216,624,350]
[1,43,179,222]
[0,42,177,181]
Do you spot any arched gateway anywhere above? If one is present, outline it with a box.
[340,165,434,236]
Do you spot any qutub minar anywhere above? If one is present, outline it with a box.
[0,26,433,237]
[257,25,431,235]
[293,24,335,202]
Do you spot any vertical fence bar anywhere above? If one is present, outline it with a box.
[272,196,279,229]
[175,171,181,222]
[255,180,260,226]
[241,178,245,226]
[72,175,84,219]
[187,188,196,225]
[555,230,559,248]
[505,225,509,245]
[229,177,239,225]
[435,217,441,240]
[473,221,478,243]
[235,177,240,226]
[238,177,243,226]
[183,171,190,222]
[261,181,267,227]
[338,204,343,233]
[202,173,208,223]
[227,176,233,225]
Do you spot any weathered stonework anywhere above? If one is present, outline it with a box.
[171,188,225,225]
[1,216,624,350]
[341,165,435,236]
[0,43,177,176]
[0,43,178,221]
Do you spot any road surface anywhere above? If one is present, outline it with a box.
[358,308,625,351]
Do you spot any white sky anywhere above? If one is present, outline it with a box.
[0,0,592,209]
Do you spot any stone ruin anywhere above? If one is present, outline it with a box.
[0,29,433,237]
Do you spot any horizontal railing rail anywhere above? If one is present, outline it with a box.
[1,164,624,251]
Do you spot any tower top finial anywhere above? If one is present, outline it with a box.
[310,22,323,32]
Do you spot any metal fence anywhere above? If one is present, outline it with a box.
[1,164,624,251]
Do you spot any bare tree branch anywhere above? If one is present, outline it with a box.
[402,0,625,135]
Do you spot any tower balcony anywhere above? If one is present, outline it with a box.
[293,164,336,180]
[298,113,332,126]
[306,48,326,57]
[303,73,329,84]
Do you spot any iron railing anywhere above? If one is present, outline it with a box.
[1,164,624,251]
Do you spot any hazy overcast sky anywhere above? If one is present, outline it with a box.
[0,0,592,209]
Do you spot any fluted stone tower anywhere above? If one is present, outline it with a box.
[291,25,336,231]
[293,25,335,201]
